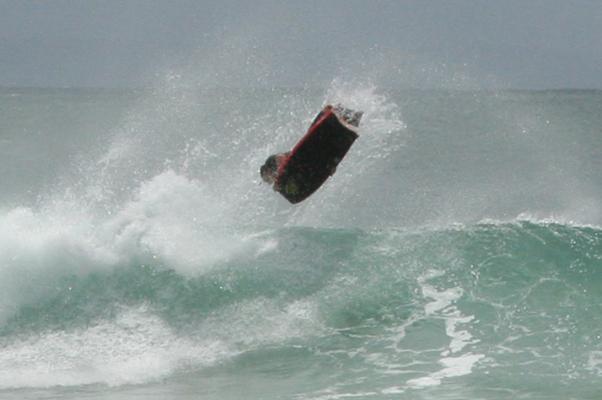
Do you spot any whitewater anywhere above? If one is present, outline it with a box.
[0,80,601,399]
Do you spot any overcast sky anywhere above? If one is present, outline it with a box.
[1,0,601,89]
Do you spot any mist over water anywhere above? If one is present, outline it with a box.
[0,60,601,399]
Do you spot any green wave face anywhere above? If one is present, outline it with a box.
[1,222,600,399]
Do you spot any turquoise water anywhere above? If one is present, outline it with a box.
[0,85,601,399]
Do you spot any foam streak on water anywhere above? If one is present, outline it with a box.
[404,270,484,389]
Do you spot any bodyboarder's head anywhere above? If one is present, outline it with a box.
[260,154,279,184]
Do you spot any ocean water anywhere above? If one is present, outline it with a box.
[0,83,601,399]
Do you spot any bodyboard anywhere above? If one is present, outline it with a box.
[275,110,358,203]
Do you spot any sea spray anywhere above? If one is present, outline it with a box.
[0,86,601,400]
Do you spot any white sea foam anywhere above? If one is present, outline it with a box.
[407,270,484,388]
[0,168,275,323]
[0,206,117,322]
[406,353,485,388]
[104,169,258,275]
[0,297,324,389]
[0,305,231,388]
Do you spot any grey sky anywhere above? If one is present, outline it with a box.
[1,0,601,89]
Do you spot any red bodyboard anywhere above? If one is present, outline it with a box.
[275,110,358,204]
